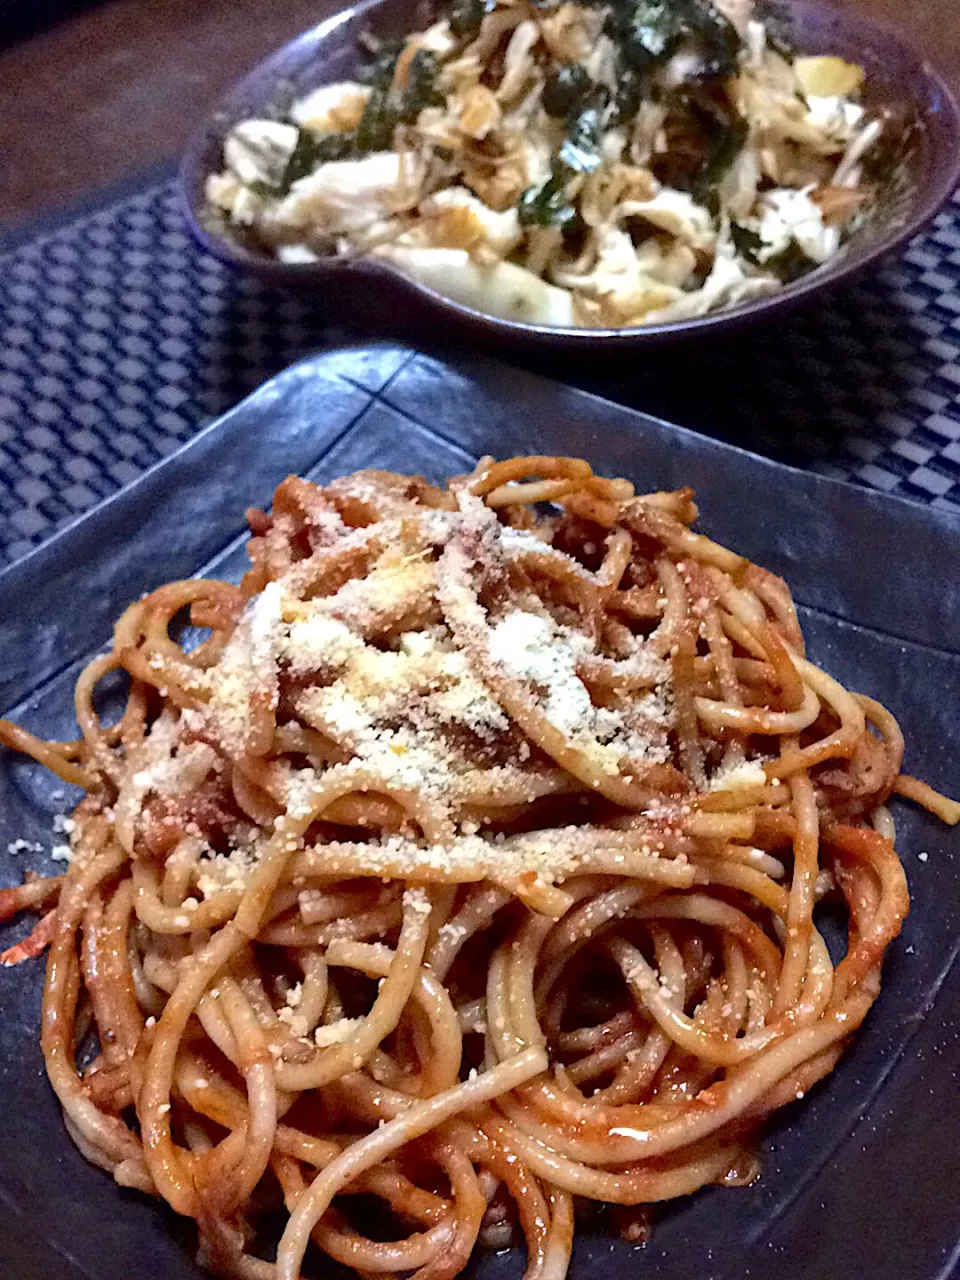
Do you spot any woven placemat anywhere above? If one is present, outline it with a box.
[1,176,959,565]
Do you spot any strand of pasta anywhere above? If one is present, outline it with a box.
[0,455,954,1280]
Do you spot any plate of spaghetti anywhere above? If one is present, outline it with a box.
[1,348,958,1280]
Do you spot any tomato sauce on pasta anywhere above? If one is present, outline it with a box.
[2,455,956,1280]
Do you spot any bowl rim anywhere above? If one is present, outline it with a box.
[179,0,960,346]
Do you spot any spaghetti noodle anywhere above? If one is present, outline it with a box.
[2,455,956,1280]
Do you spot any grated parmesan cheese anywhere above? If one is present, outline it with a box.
[315,1017,363,1048]
[489,610,595,736]
[488,609,672,771]
[283,613,361,674]
[707,759,768,791]
[403,887,432,916]
[106,474,699,893]
[195,842,260,899]
[6,838,43,857]
[209,586,284,755]
[304,824,668,886]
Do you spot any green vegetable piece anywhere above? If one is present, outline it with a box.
[605,0,740,82]
[355,85,396,152]
[542,64,592,119]
[694,112,747,196]
[518,171,579,230]
[348,47,445,158]
[277,127,320,194]
[558,103,605,173]
[608,0,683,71]
[610,65,644,125]
[398,50,444,123]
[313,131,357,164]
[449,0,491,38]
[730,225,811,283]
[359,39,404,89]
[730,221,764,261]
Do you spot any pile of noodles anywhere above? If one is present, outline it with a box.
[2,455,956,1280]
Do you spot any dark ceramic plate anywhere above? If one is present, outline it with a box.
[179,0,960,350]
[1,346,959,1279]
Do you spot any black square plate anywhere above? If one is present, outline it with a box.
[1,346,958,1280]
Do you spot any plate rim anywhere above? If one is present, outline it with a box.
[3,343,959,600]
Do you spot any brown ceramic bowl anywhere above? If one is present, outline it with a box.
[180,0,960,350]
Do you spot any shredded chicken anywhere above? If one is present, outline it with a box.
[206,1,883,328]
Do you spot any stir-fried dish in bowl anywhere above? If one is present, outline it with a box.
[204,0,895,329]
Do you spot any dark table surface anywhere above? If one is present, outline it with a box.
[0,0,957,231]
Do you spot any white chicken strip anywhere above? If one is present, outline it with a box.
[751,187,841,264]
[553,228,686,322]
[497,20,540,102]
[712,0,754,36]
[290,82,371,133]
[418,188,522,257]
[277,244,321,264]
[620,189,718,253]
[274,152,425,235]
[205,172,265,226]
[804,95,864,144]
[719,143,763,221]
[413,19,458,57]
[374,246,575,326]
[644,249,778,322]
